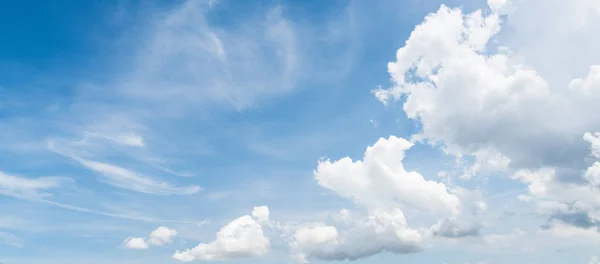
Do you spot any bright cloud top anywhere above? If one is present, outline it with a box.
[315,136,460,215]
[172,207,270,262]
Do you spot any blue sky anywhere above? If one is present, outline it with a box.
[2,0,600,263]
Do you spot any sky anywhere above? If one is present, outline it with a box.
[1,0,600,263]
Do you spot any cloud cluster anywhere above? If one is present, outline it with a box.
[288,209,422,263]
[124,226,178,250]
[121,0,600,262]
[374,0,600,234]
[7,0,599,262]
[281,136,469,263]
[170,135,483,263]
[376,3,600,174]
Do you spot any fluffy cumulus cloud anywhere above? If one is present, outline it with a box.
[148,227,178,246]
[374,0,600,235]
[283,136,465,263]
[376,3,600,174]
[119,0,600,262]
[289,209,422,263]
[315,136,461,215]
[172,207,270,262]
[252,206,270,223]
[124,226,178,250]
[124,237,149,250]
[32,0,600,263]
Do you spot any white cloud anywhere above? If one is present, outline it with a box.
[590,256,599,264]
[76,158,200,195]
[173,208,270,261]
[124,237,148,249]
[284,136,472,263]
[121,0,300,111]
[148,227,178,246]
[376,3,600,175]
[252,206,270,223]
[487,0,516,15]
[315,136,460,215]
[47,140,200,195]
[374,0,600,234]
[585,132,600,159]
[509,136,600,231]
[288,209,422,263]
[124,226,179,250]
[0,170,68,197]
[85,131,145,148]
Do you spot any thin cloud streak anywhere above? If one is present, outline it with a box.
[1,190,207,225]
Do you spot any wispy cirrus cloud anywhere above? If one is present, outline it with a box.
[117,0,300,112]
[0,170,70,197]
[47,139,200,196]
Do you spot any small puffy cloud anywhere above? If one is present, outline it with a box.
[173,208,270,262]
[252,206,270,223]
[124,237,149,249]
[124,226,178,250]
[148,227,178,246]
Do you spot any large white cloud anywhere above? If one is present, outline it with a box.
[376,4,600,175]
[286,136,463,263]
[315,136,461,215]
[374,0,600,233]
[173,207,270,262]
